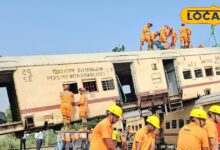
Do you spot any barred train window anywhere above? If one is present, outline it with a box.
[183,70,192,79]
[194,69,203,78]
[172,120,177,129]
[166,122,170,129]
[101,78,115,91]
[205,67,213,77]
[215,66,220,75]
[83,80,97,92]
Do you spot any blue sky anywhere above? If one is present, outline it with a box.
[0,1,220,112]
[0,1,219,57]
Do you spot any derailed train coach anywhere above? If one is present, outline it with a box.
[0,47,220,135]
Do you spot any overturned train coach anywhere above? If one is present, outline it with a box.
[0,47,220,136]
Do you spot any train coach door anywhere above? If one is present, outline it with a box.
[163,59,179,97]
[113,63,137,104]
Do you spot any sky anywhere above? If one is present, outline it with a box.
[0,1,220,112]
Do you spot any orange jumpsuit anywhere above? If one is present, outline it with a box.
[177,122,209,150]
[180,26,188,47]
[168,30,178,46]
[140,25,151,44]
[60,90,74,123]
[203,118,219,150]
[90,118,113,150]
[160,26,168,43]
[79,94,88,118]
[186,27,192,45]
[132,126,156,150]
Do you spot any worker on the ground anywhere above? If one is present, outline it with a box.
[121,130,127,150]
[77,87,88,130]
[180,22,188,48]
[186,26,192,48]
[203,105,220,150]
[65,132,72,150]
[140,22,153,51]
[167,27,178,48]
[90,104,122,150]
[159,25,171,49]
[71,132,76,150]
[132,115,160,150]
[116,129,122,149]
[177,108,209,150]
[112,128,117,144]
[60,83,74,129]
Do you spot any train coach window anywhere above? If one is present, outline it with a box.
[139,124,142,129]
[205,67,213,77]
[172,120,177,129]
[179,119,184,128]
[83,80,97,92]
[69,83,78,94]
[102,78,115,91]
[183,70,192,79]
[215,66,220,75]
[135,125,138,131]
[166,122,170,129]
[194,69,203,78]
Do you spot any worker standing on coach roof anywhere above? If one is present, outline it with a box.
[177,108,209,150]
[140,22,153,51]
[167,27,178,48]
[60,83,74,130]
[132,115,160,150]
[90,104,122,150]
[203,105,220,150]
[77,87,88,130]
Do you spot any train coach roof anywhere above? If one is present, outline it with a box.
[195,92,220,105]
[0,47,220,69]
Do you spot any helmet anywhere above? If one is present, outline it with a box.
[209,105,220,115]
[190,108,207,119]
[108,104,122,118]
[146,115,160,128]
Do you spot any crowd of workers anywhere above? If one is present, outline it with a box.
[140,22,192,50]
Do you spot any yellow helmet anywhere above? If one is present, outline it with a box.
[108,104,122,118]
[209,105,220,115]
[146,115,160,128]
[190,108,207,119]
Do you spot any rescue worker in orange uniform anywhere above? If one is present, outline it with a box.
[177,108,209,150]
[159,25,171,49]
[90,104,122,150]
[77,88,88,129]
[150,31,160,50]
[140,22,153,51]
[167,27,178,48]
[60,83,74,129]
[132,115,160,150]
[186,26,192,48]
[180,22,189,48]
[203,105,220,150]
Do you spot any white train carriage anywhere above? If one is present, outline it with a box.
[0,47,220,135]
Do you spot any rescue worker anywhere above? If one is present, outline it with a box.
[177,108,209,150]
[77,87,88,130]
[180,22,188,48]
[112,128,117,143]
[167,27,178,48]
[90,104,122,150]
[150,31,160,50]
[121,130,127,150]
[140,22,153,51]
[60,83,74,129]
[203,105,220,150]
[132,115,160,150]
[159,25,171,49]
[186,26,192,48]
[65,132,72,150]
[116,129,122,149]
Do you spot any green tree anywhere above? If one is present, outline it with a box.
[5,108,12,122]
